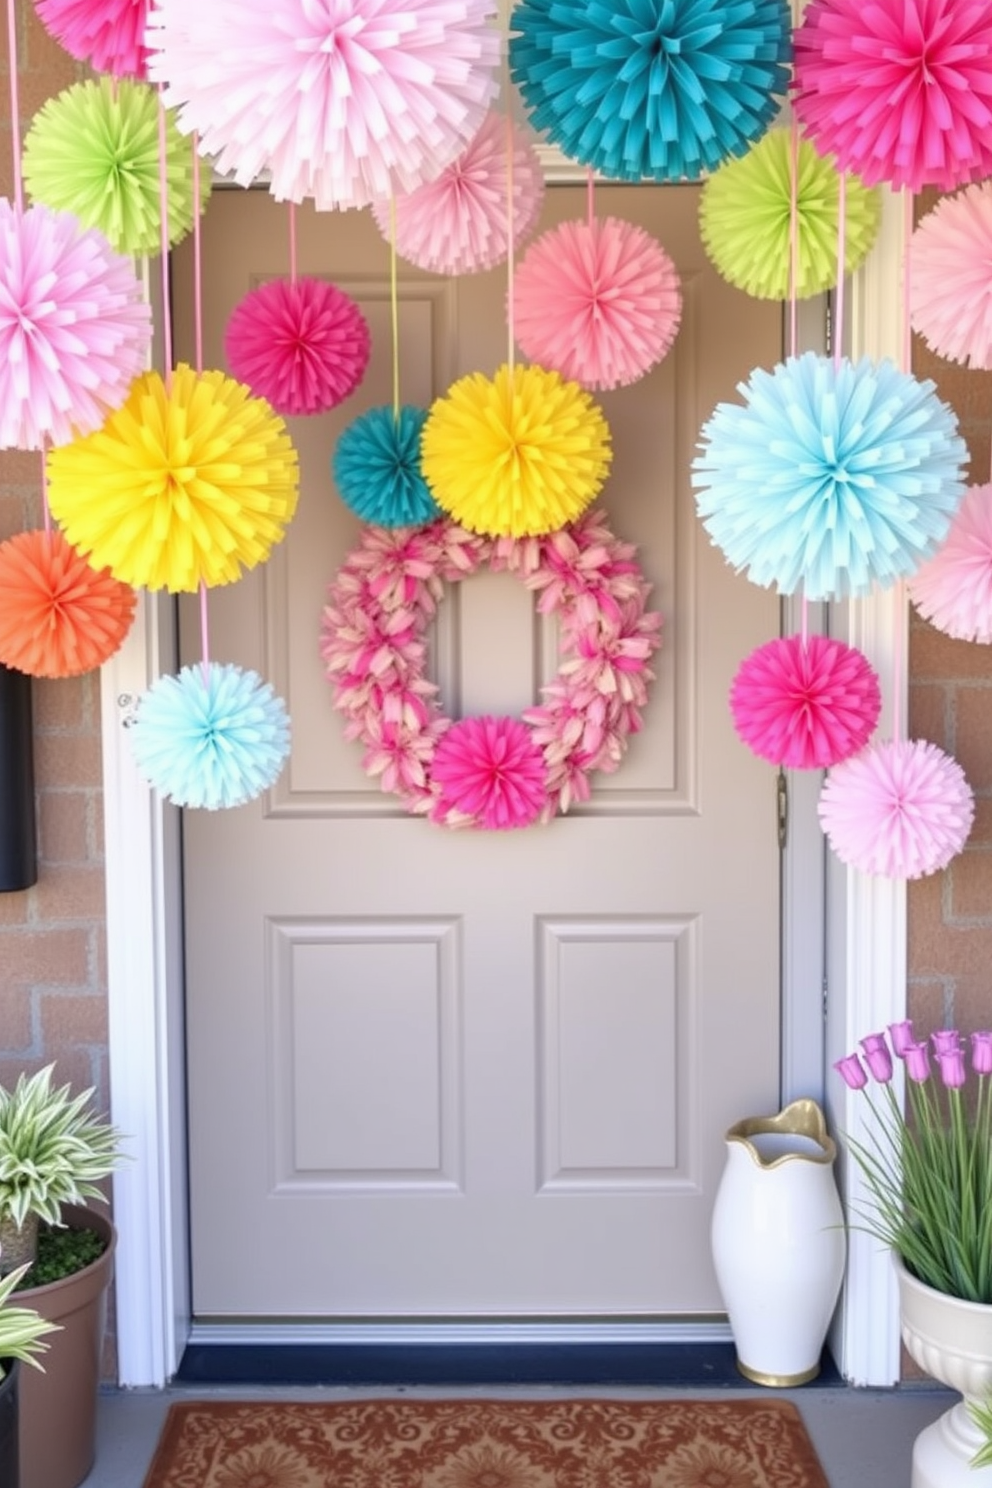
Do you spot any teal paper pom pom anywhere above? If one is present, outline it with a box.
[692,353,969,599]
[130,662,291,809]
[509,0,792,182]
[332,405,441,528]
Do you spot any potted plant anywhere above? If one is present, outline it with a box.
[0,1066,122,1488]
[835,1023,992,1486]
[0,1264,59,1488]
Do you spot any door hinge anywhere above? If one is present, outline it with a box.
[777,770,788,850]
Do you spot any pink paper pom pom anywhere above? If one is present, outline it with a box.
[818,739,975,879]
[731,634,881,770]
[371,110,545,276]
[431,714,548,830]
[225,278,371,419]
[512,216,682,391]
[34,0,150,80]
[909,484,992,643]
[910,183,992,371]
[793,0,992,192]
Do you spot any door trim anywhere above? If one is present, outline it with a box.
[101,187,908,1389]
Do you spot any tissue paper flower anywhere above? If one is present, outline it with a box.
[129,662,291,810]
[793,0,992,192]
[908,485,992,643]
[691,352,968,599]
[512,217,682,390]
[0,200,151,451]
[818,739,974,879]
[46,365,299,592]
[371,110,545,275]
[730,633,881,769]
[225,278,371,418]
[0,528,136,678]
[147,0,501,210]
[431,715,548,829]
[699,127,881,299]
[34,0,151,80]
[332,406,440,527]
[509,0,792,181]
[910,182,992,371]
[421,363,612,536]
[22,77,210,256]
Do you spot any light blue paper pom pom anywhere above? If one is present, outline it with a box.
[508,0,792,183]
[332,404,441,528]
[129,662,291,809]
[691,353,969,600]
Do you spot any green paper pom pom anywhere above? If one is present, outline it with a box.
[699,127,881,300]
[23,76,211,257]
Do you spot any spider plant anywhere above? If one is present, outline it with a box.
[0,1264,59,1378]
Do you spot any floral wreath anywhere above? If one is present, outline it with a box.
[320,510,662,829]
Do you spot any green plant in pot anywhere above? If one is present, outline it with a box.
[0,1264,60,1488]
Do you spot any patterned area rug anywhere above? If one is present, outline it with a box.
[142,1397,829,1487]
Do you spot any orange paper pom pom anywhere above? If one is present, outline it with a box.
[0,528,136,678]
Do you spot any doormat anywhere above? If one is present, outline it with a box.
[141,1396,829,1487]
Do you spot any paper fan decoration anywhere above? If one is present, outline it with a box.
[691,352,968,600]
[225,278,371,418]
[421,363,612,537]
[818,739,974,879]
[34,0,151,80]
[908,485,992,643]
[431,716,548,829]
[512,217,682,391]
[0,529,136,678]
[508,0,792,182]
[699,127,881,300]
[146,0,500,211]
[46,365,300,593]
[22,77,211,257]
[910,182,992,371]
[730,633,881,769]
[371,110,545,276]
[129,662,291,810]
[0,200,152,451]
[793,0,992,192]
[333,406,441,527]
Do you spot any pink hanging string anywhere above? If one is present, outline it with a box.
[288,201,298,286]
[586,166,595,229]
[192,138,203,375]
[787,118,807,643]
[6,0,23,211]
[892,186,917,744]
[505,107,515,376]
[156,87,174,391]
[833,172,846,375]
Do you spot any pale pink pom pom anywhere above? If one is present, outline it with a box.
[431,715,548,830]
[910,183,992,370]
[512,217,682,391]
[731,634,881,769]
[909,484,992,643]
[372,110,545,276]
[225,278,371,418]
[35,0,150,80]
[818,739,974,879]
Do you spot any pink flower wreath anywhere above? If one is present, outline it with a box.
[320,511,662,829]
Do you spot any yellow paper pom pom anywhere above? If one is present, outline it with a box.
[47,365,299,592]
[421,363,612,537]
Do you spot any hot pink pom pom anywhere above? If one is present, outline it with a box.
[372,110,545,276]
[225,278,371,419]
[431,714,548,829]
[793,0,992,192]
[910,183,992,370]
[909,485,992,643]
[34,0,150,79]
[512,216,682,391]
[731,634,881,770]
[818,739,974,879]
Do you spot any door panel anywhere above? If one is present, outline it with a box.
[173,183,783,1318]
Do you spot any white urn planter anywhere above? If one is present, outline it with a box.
[895,1255,992,1488]
[711,1097,846,1386]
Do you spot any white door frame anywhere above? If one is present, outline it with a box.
[100,187,909,1389]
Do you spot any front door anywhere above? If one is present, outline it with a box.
[174,182,782,1320]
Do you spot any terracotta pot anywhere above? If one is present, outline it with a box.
[15,1205,115,1488]
[0,1359,19,1488]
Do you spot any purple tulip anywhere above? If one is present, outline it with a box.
[936,1048,967,1088]
[971,1032,992,1075]
[904,1041,932,1083]
[835,1053,869,1090]
[888,1020,916,1057]
[860,1033,893,1083]
[931,1030,963,1056]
